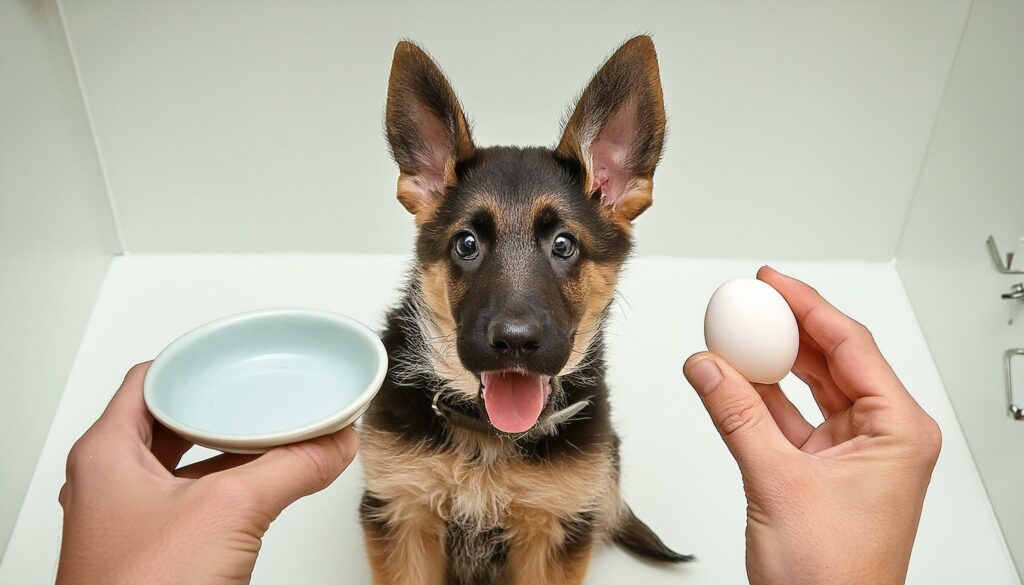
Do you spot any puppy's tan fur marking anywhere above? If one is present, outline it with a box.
[418,262,478,401]
[527,195,607,256]
[561,261,618,377]
[361,428,620,584]
[363,505,446,585]
[451,196,505,235]
[507,508,594,585]
[398,173,443,227]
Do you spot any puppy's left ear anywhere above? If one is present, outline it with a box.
[555,36,666,221]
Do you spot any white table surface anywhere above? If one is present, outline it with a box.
[1,254,1017,585]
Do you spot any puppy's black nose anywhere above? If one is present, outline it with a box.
[488,318,542,357]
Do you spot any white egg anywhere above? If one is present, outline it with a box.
[704,277,799,384]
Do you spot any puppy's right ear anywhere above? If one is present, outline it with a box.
[386,41,475,221]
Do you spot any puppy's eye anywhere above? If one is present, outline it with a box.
[552,233,578,259]
[453,232,479,260]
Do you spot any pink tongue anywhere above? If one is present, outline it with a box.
[481,372,549,433]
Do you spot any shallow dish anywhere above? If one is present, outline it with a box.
[144,308,387,454]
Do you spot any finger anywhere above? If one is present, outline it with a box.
[175,452,259,479]
[751,382,814,446]
[222,426,359,515]
[151,421,194,472]
[799,408,858,455]
[683,353,792,473]
[757,266,904,400]
[91,362,156,447]
[791,339,852,418]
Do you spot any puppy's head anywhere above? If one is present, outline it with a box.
[386,37,665,434]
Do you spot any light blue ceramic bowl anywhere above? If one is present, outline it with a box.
[144,308,387,454]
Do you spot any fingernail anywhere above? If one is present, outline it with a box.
[333,429,354,459]
[686,358,723,397]
[333,428,358,461]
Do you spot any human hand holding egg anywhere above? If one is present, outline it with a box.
[688,267,941,585]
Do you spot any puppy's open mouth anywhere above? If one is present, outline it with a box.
[479,370,552,433]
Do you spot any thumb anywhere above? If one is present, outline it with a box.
[234,426,359,515]
[683,352,790,472]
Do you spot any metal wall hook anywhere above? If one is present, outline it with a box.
[1005,349,1024,420]
[987,236,1024,275]
[1003,283,1024,300]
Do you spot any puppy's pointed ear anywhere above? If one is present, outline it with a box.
[386,41,475,220]
[555,36,666,222]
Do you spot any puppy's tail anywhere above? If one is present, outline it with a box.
[613,503,695,563]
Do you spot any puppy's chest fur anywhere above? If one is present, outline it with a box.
[360,428,621,583]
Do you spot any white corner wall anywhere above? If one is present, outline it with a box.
[0,0,118,556]
[7,0,1022,573]
[897,0,1024,577]
[59,0,969,260]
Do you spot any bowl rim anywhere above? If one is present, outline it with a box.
[143,307,387,447]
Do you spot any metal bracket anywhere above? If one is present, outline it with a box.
[1004,283,1024,300]
[987,236,1024,275]
[1005,349,1024,420]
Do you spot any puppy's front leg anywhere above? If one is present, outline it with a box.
[360,492,446,585]
[507,508,595,585]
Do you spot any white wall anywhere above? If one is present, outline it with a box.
[59,0,969,260]
[897,0,1024,577]
[0,0,118,556]
[7,0,1021,570]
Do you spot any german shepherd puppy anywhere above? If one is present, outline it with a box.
[359,35,690,584]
